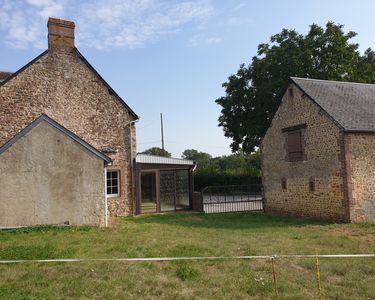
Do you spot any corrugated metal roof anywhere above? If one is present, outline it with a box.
[136,153,195,166]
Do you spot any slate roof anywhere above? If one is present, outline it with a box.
[291,77,375,132]
[0,71,12,82]
[0,114,112,163]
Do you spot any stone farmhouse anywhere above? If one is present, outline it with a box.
[0,18,138,227]
[262,77,375,222]
[0,18,196,227]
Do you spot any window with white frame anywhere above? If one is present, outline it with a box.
[107,170,119,197]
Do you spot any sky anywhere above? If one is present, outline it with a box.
[1,0,375,158]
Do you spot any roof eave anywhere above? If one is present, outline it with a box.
[344,129,375,133]
[74,48,139,120]
[0,51,48,88]
[289,77,346,131]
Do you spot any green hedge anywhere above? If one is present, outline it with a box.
[193,173,261,191]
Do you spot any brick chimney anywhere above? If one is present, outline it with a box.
[47,18,75,51]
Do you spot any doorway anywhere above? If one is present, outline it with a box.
[140,172,157,214]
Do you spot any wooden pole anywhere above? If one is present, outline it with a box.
[160,113,164,151]
[271,257,279,300]
[315,250,323,299]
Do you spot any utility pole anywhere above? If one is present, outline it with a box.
[160,113,165,151]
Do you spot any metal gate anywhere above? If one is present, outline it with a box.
[202,185,263,214]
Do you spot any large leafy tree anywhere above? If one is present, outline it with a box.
[142,147,171,157]
[216,22,375,153]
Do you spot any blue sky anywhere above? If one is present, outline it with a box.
[1,0,375,157]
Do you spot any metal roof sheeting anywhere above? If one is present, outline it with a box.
[136,153,195,166]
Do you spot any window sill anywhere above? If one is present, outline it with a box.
[107,194,120,198]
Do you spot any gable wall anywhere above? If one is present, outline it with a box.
[261,83,347,220]
[0,49,136,217]
[0,122,105,226]
[345,133,375,222]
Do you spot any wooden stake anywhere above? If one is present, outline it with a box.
[271,257,279,300]
[315,250,323,299]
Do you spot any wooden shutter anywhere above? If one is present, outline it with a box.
[287,130,303,161]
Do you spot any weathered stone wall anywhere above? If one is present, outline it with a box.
[0,48,136,217]
[345,133,375,222]
[0,122,106,227]
[261,83,347,220]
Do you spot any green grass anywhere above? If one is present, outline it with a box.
[0,212,374,299]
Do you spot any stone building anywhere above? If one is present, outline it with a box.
[262,77,375,222]
[0,18,138,226]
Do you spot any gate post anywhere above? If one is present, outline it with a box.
[192,192,203,212]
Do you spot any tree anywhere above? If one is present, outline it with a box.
[181,149,214,172]
[216,22,375,153]
[142,147,171,157]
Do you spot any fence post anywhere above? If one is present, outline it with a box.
[315,250,323,299]
[271,257,279,300]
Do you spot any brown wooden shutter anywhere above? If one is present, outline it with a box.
[287,130,303,161]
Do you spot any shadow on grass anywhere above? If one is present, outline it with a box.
[124,212,336,230]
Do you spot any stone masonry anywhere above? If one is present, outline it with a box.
[261,83,347,221]
[0,18,138,218]
[345,134,375,222]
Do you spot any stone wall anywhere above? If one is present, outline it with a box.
[261,83,347,220]
[0,48,137,217]
[0,122,106,227]
[345,133,375,222]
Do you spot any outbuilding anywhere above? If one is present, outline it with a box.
[262,77,375,222]
[0,115,111,227]
[135,154,196,214]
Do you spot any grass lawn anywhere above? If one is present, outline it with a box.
[0,212,374,299]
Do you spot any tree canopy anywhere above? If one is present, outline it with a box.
[142,147,171,157]
[216,22,375,153]
[182,149,261,190]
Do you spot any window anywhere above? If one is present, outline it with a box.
[283,124,306,162]
[309,178,315,192]
[281,178,287,190]
[287,130,303,161]
[107,170,119,197]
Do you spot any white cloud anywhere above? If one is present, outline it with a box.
[188,34,222,47]
[0,0,65,49]
[77,0,214,49]
[206,37,222,44]
[0,0,214,50]
[226,16,253,26]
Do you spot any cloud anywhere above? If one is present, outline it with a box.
[206,37,222,44]
[188,34,222,47]
[0,0,214,50]
[226,16,253,26]
[77,0,214,49]
[0,0,65,49]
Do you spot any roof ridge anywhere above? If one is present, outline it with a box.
[137,153,194,162]
[291,77,375,86]
[74,48,139,119]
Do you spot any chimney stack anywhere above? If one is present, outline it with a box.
[47,18,75,51]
